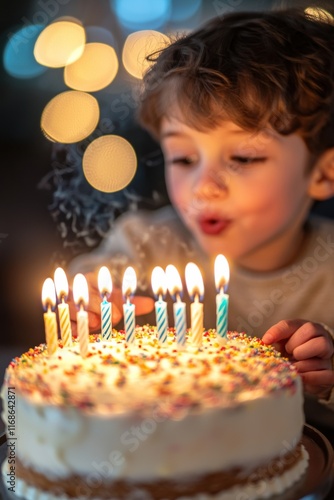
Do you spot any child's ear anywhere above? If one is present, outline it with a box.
[308,148,334,200]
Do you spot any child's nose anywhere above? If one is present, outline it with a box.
[193,170,228,200]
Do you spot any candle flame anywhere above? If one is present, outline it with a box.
[214,254,230,291]
[73,273,89,307]
[185,262,204,299]
[122,266,137,297]
[42,278,56,309]
[151,266,167,297]
[98,266,112,296]
[54,267,69,299]
[166,264,183,298]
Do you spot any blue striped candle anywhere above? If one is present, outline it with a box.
[151,266,168,345]
[122,266,137,345]
[123,301,135,344]
[216,292,229,344]
[101,298,112,340]
[214,255,230,345]
[98,266,113,341]
[174,298,186,348]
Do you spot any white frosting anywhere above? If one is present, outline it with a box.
[1,328,305,493]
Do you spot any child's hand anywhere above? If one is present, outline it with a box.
[68,272,154,335]
[262,320,334,400]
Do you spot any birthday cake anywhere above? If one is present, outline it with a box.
[1,327,308,500]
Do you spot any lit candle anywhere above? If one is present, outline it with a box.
[214,254,230,344]
[185,262,204,347]
[41,278,58,355]
[122,266,137,344]
[54,267,72,347]
[166,264,187,348]
[73,273,89,357]
[98,266,112,341]
[151,266,168,345]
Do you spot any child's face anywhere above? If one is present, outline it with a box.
[161,116,315,271]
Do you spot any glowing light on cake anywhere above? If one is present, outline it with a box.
[215,255,230,344]
[151,266,168,344]
[122,30,169,79]
[54,267,72,347]
[64,43,119,92]
[166,265,186,348]
[41,278,58,355]
[185,262,204,347]
[82,135,137,192]
[122,267,137,344]
[34,19,85,68]
[98,266,112,341]
[41,90,100,143]
[73,273,89,358]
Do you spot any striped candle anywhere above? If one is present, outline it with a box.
[41,278,58,355]
[166,265,187,348]
[98,266,112,341]
[214,255,230,344]
[173,299,186,347]
[73,273,90,358]
[185,262,204,347]
[54,267,72,347]
[123,301,136,344]
[122,267,137,344]
[151,266,168,345]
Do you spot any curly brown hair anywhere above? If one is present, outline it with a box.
[138,8,334,156]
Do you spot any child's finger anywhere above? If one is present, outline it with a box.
[300,370,334,397]
[291,336,333,361]
[293,358,331,373]
[262,319,306,344]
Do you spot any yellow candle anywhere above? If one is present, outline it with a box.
[185,262,204,347]
[54,267,72,347]
[41,278,58,355]
[73,273,90,357]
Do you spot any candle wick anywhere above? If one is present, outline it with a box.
[194,294,199,303]
[61,296,65,304]
[176,292,181,302]
[47,303,52,313]
[79,302,84,311]
[158,293,162,302]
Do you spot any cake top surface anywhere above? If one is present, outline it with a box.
[3,327,299,416]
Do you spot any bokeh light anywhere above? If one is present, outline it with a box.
[41,91,100,143]
[34,19,86,68]
[83,135,137,193]
[122,30,170,79]
[170,0,201,22]
[64,43,119,92]
[3,25,47,79]
[85,26,117,48]
[112,0,171,30]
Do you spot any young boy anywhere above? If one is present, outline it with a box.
[69,9,334,408]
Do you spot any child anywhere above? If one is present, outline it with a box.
[69,8,334,408]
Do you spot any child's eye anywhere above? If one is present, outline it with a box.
[227,156,266,173]
[168,155,197,166]
[231,156,266,165]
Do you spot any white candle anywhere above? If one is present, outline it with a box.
[41,278,58,355]
[166,265,187,348]
[54,267,72,347]
[98,266,112,341]
[122,266,137,344]
[73,273,89,357]
[185,262,204,347]
[151,266,168,344]
[214,255,230,344]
